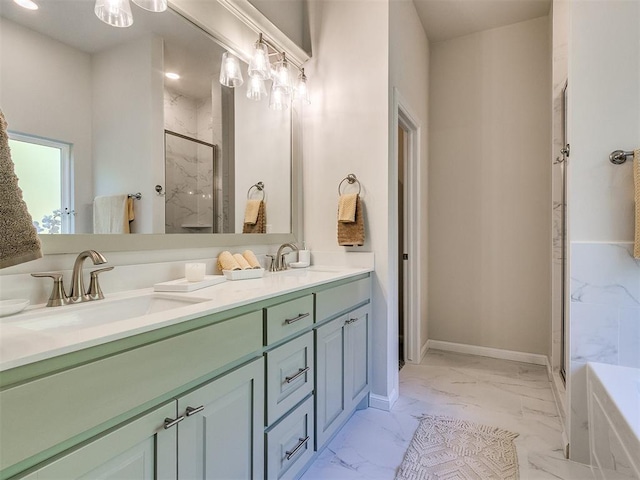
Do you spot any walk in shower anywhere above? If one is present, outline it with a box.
[164,130,218,233]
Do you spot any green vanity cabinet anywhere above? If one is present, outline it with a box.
[16,402,177,480]
[315,302,371,451]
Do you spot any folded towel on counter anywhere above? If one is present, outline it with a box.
[244,199,262,225]
[243,201,266,234]
[338,193,358,223]
[217,250,241,271]
[243,250,262,269]
[338,195,365,246]
[93,195,131,234]
[233,253,252,270]
[0,109,42,269]
[634,149,640,259]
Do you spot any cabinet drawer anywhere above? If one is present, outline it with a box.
[315,277,370,322]
[0,311,263,471]
[266,396,314,480]
[265,295,314,345]
[266,332,314,425]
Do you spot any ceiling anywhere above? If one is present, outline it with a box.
[0,0,224,99]
[412,0,552,43]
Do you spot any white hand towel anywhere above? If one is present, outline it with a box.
[93,195,130,234]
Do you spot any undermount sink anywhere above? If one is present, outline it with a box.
[3,294,209,332]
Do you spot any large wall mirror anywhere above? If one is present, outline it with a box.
[0,0,306,252]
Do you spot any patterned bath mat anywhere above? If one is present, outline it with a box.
[395,415,520,480]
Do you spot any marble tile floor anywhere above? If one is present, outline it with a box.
[301,350,595,480]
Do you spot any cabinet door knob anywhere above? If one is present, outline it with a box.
[163,416,184,429]
[285,367,310,384]
[285,312,310,325]
[185,405,205,416]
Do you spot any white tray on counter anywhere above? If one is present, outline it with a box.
[154,275,227,292]
[222,268,265,280]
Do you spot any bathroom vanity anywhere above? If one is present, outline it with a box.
[0,268,372,480]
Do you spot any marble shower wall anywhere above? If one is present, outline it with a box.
[569,242,640,463]
[163,87,218,233]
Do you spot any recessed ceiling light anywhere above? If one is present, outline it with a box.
[13,0,38,10]
[165,72,180,80]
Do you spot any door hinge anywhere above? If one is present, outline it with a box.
[402,254,408,260]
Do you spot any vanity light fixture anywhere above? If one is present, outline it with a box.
[94,0,133,27]
[219,52,244,88]
[13,0,38,10]
[294,68,310,105]
[165,72,180,80]
[220,33,310,109]
[131,0,166,12]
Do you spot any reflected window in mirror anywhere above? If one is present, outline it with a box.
[8,133,73,234]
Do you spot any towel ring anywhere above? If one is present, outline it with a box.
[338,174,361,196]
[247,181,265,200]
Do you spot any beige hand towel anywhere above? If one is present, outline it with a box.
[244,199,261,224]
[217,251,241,271]
[243,201,266,234]
[243,250,262,269]
[233,253,252,270]
[338,196,365,246]
[0,109,42,268]
[634,149,640,259]
[93,195,130,234]
[338,193,358,223]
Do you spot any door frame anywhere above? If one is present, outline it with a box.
[391,87,423,364]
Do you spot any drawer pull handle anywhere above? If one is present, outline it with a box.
[345,317,358,325]
[285,312,310,325]
[185,405,204,416]
[163,416,184,429]
[285,436,310,460]
[285,367,310,384]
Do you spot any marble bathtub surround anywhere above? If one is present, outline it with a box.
[301,350,593,480]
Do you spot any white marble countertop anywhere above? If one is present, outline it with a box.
[0,265,372,372]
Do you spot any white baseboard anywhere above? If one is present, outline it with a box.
[426,340,549,366]
[369,388,398,412]
[420,341,429,361]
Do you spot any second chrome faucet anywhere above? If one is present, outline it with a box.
[32,250,113,307]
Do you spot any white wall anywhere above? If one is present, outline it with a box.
[92,35,165,234]
[389,0,430,359]
[428,17,552,356]
[0,18,93,233]
[302,1,393,406]
[566,0,640,464]
[234,90,291,234]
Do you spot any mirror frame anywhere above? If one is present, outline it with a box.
[38,0,308,254]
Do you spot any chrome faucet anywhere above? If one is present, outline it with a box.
[274,243,299,271]
[32,250,112,307]
[69,250,108,302]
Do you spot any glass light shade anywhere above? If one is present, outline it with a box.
[219,52,244,88]
[246,77,267,101]
[273,55,291,93]
[94,0,133,27]
[269,83,289,110]
[248,42,270,80]
[294,70,310,105]
[13,0,38,10]
[132,0,167,11]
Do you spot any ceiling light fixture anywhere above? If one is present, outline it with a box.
[131,0,166,12]
[165,72,180,80]
[13,0,38,10]
[220,33,310,110]
[94,0,133,27]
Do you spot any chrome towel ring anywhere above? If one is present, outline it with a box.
[247,181,265,200]
[338,174,361,196]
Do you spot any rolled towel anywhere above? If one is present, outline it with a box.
[244,199,261,225]
[217,250,241,271]
[338,193,358,223]
[233,253,252,270]
[243,250,262,269]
